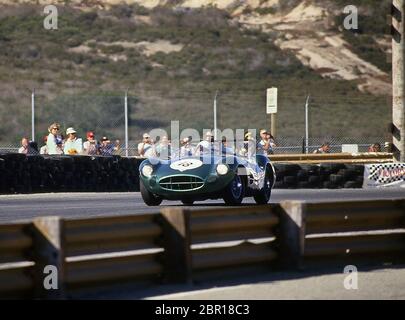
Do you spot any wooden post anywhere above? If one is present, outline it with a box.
[31,216,66,299]
[270,113,277,138]
[160,208,192,283]
[275,201,306,270]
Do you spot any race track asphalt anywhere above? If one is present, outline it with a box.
[0,188,404,223]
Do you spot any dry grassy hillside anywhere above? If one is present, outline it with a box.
[0,0,392,145]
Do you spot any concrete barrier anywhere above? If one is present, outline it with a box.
[1,199,404,299]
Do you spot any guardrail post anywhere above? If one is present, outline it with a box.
[31,216,66,299]
[160,208,192,284]
[275,201,306,269]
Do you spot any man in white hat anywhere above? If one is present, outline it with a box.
[138,133,156,158]
[64,127,83,155]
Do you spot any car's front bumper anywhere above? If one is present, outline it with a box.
[140,172,235,200]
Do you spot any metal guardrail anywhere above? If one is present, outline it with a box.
[1,199,405,299]
[269,152,394,164]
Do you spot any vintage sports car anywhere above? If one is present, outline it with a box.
[139,148,276,206]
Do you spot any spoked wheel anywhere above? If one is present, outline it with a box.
[223,173,245,205]
[140,180,162,206]
[253,169,272,205]
[181,200,195,206]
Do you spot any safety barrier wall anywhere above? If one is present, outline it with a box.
[0,153,392,194]
[1,199,405,299]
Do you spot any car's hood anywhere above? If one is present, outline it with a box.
[145,156,226,178]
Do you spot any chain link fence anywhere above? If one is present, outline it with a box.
[0,88,391,156]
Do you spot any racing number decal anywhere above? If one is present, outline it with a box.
[170,159,203,172]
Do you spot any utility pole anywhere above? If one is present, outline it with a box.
[392,0,405,161]
[31,89,35,142]
[214,90,219,141]
[124,89,129,157]
[305,95,310,154]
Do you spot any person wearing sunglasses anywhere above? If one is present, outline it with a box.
[46,123,61,155]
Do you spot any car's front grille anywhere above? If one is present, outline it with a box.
[159,176,204,191]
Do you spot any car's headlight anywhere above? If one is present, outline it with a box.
[142,165,154,178]
[216,163,229,175]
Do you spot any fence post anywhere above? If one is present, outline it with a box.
[31,216,66,299]
[275,201,306,269]
[160,208,192,283]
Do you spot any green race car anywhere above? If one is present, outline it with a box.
[139,149,276,206]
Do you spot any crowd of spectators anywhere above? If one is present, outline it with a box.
[17,123,387,157]
[18,123,121,156]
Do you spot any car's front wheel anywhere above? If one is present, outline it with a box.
[140,180,163,206]
[223,173,244,205]
[253,169,273,205]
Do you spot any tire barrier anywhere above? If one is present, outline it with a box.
[0,153,371,195]
[0,153,143,194]
[1,199,404,299]
[274,163,365,189]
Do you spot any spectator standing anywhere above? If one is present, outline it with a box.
[156,136,171,159]
[100,136,114,156]
[138,133,155,157]
[40,136,48,155]
[195,131,213,155]
[63,127,83,155]
[83,131,100,155]
[257,129,276,155]
[46,123,61,155]
[180,137,194,157]
[18,137,29,154]
[313,142,331,154]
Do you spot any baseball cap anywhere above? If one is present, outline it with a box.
[143,133,151,139]
[205,131,213,136]
[87,131,95,138]
[260,129,268,134]
[101,136,109,141]
[66,127,77,135]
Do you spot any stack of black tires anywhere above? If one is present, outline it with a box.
[274,163,364,189]
[0,153,143,194]
[0,153,366,194]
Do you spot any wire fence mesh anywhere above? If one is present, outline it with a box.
[0,88,392,156]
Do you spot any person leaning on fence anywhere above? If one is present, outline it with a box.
[83,131,100,155]
[18,137,29,154]
[63,127,83,155]
[46,123,62,155]
[138,133,155,158]
[313,142,331,154]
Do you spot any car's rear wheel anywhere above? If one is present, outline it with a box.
[253,169,273,205]
[181,200,195,206]
[140,180,162,206]
[223,173,244,205]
